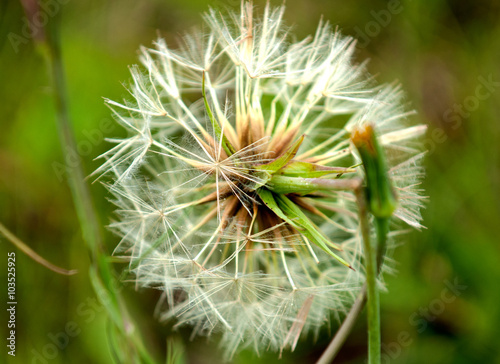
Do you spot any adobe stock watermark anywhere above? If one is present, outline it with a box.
[423,74,500,156]
[353,0,405,48]
[52,118,115,182]
[30,283,116,363]
[8,0,70,53]
[369,277,467,363]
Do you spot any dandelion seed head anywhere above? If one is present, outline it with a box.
[98,1,426,359]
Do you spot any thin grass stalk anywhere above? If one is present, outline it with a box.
[316,284,367,364]
[30,3,156,362]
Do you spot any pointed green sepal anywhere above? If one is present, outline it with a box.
[267,175,317,195]
[267,175,360,195]
[256,188,299,227]
[279,161,356,178]
[255,135,305,174]
[256,188,352,268]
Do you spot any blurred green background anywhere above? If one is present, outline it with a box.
[1,0,499,363]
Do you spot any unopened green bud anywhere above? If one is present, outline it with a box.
[352,124,397,218]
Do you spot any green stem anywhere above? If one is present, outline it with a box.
[316,217,390,363]
[375,217,389,272]
[42,20,103,262]
[356,188,381,364]
[34,7,156,363]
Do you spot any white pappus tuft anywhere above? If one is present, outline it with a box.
[95,1,426,359]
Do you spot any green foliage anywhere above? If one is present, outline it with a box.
[1,0,499,363]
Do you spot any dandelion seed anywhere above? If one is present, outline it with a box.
[98,1,426,359]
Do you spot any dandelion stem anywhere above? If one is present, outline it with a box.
[356,188,381,364]
[316,215,389,364]
[316,182,385,364]
[375,217,389,269]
